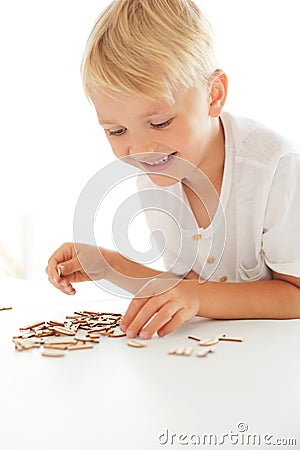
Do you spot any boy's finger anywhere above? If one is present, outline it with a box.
[48,275,76,295]
[46,254,64,279]
[119,297,149,331]
[157,308,189,337]
[120,278,163,331]
[46,260,64,283]
[138,301,179,339]
[124,294,169,338]
[58,257,81,277]
[46,264,61,286]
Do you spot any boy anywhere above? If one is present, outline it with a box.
[46,0,300,339]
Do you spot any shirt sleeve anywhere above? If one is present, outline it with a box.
[262,152,300,277]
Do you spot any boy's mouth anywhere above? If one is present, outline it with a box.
[138,151,178,170]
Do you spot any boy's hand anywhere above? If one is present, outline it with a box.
[120,279,200,339]
[46,242,108,295]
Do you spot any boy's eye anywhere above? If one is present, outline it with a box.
[151,118,173,129]
[108,127,127,136]
[106,118,173,137]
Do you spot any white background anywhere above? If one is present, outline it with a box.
[0,0,299,279]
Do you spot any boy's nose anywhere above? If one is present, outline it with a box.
[129,141,158,158]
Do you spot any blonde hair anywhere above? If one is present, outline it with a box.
[81,0,217,104]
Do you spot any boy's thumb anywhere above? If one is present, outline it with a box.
[58,258,80,276]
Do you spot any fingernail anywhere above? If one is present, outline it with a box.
[158,330,165,337]
[139,331,149,339]
[120,324,127,331]
[127,330,135,338]
[60,281,67,288]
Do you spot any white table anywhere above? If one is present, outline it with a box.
[0,279,299,450]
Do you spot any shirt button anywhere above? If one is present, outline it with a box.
[207,256,215,264]
[192,234,202,240]
[219,276,228,282]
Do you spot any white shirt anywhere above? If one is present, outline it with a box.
[135,111,300,282]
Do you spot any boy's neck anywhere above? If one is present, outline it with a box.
[203,116,225,183]
[184,116,225,195]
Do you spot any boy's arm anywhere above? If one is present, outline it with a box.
[104,250,300,319]
[196,272,300,319]
[103,248,196,293]
[118,270,300,340]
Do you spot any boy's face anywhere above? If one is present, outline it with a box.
[90,84,223,186]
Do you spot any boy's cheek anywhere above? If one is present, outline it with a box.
[108,142,123,158]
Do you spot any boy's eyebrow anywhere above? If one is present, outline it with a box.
[99,120,118,126]
[141,108,172,118]
[98,108,173,125]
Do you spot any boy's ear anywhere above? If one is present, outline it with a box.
[209,69,228,118]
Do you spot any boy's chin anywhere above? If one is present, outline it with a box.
[147,173,181,186]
